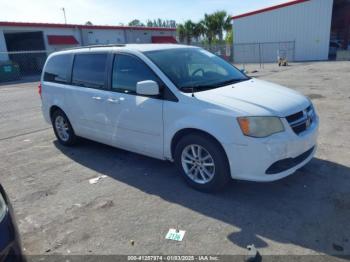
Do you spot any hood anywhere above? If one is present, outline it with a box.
[194,78,310,117]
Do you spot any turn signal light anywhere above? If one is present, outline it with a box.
[237,117,250,135]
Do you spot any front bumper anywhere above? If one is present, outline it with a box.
[223,117,319,182]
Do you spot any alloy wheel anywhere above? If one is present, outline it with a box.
[55,115,70,142]
[181,144,215,184]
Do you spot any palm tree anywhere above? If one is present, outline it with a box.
[202,14,217,46]
[224,15,233,33]
[177,11,232,45]
[212,11,232,42]
[193,21,206,43]
[128,19,144,27]
[184,20,195,45]
[177,24,186,43]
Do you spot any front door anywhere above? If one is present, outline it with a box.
[105,53,164,158]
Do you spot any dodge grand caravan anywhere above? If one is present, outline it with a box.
[40,44,319,192]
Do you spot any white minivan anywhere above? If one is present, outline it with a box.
[40,44,318,192]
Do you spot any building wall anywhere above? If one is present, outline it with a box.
[0,25,82,54]
[125,29,175,43]
[233,0,334,61]
[0,25,176,62]
[82,28,176,45]
[81,29,125,45]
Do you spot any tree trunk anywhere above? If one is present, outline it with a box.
[219,31,223,42]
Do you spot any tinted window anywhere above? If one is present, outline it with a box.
[112,54,160,94]
[44,55,70,84]
[72,53,107,89]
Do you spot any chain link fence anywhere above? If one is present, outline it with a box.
[192,43,233,62]
[191,41,296,68]
[233,41,295,66]
[0,50,49,83]
[0,41,296,83]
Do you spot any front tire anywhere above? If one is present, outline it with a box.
[174,134,231,192]
[52,109,77,146]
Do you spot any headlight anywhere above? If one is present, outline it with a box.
[0,192,7,222]
[237,116,284,138]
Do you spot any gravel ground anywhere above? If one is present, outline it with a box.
[0,61,349,259]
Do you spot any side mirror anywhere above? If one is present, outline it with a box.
[136,80,159,96]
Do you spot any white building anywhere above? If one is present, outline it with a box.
[232,0,335,62]
[0,21,176,74]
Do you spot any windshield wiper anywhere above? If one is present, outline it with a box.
[179,78,250,93]
[215,78,249,87]
[179,84,216,93]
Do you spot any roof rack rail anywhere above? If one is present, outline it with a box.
[62,44,126,51]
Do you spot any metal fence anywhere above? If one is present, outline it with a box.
[0,50,49,83]
[0,41,296,83]
[191,41,296,67]
[192,43,233,62]
[233,41,295,65]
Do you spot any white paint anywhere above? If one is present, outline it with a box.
[233,0,334,61]
[82,29,125,45]
[136,80,159,96]
[125,29,174,44]
[41,45,319,184]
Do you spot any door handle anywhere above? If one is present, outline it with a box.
[92,96,103,101]
[107,98,120,104]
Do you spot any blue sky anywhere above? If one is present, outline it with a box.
[0,0,291,25]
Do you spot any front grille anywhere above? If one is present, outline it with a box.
[286,105,314,135]
[286,111,304,123]
[265,146,315,174]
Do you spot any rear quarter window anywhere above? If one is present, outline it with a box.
[44,54,71,84]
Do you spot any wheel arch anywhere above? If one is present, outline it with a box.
[49,106,77,134]
[170,128,229,163]
[49,105,63,122]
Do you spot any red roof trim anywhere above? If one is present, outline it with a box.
[47,35,79,45]
[0,21,176,31]
[231,0,310,20]
[151,36,177,44]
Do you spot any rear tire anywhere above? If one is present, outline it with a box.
[174,133,231,192]
[52,109,77,146]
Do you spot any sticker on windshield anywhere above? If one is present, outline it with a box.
[199,49,215,57]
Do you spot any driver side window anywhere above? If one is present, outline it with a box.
[112,54,161,95]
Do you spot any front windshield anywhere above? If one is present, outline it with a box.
[144,48,249,92]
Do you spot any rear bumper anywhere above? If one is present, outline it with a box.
[223,117,319,182]
[41,105,51,124]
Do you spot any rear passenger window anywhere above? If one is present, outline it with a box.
[72,53,107,89]
[44,55,70,84]
[112,54,160,94]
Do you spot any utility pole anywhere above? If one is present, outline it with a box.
[61,8,67,24]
